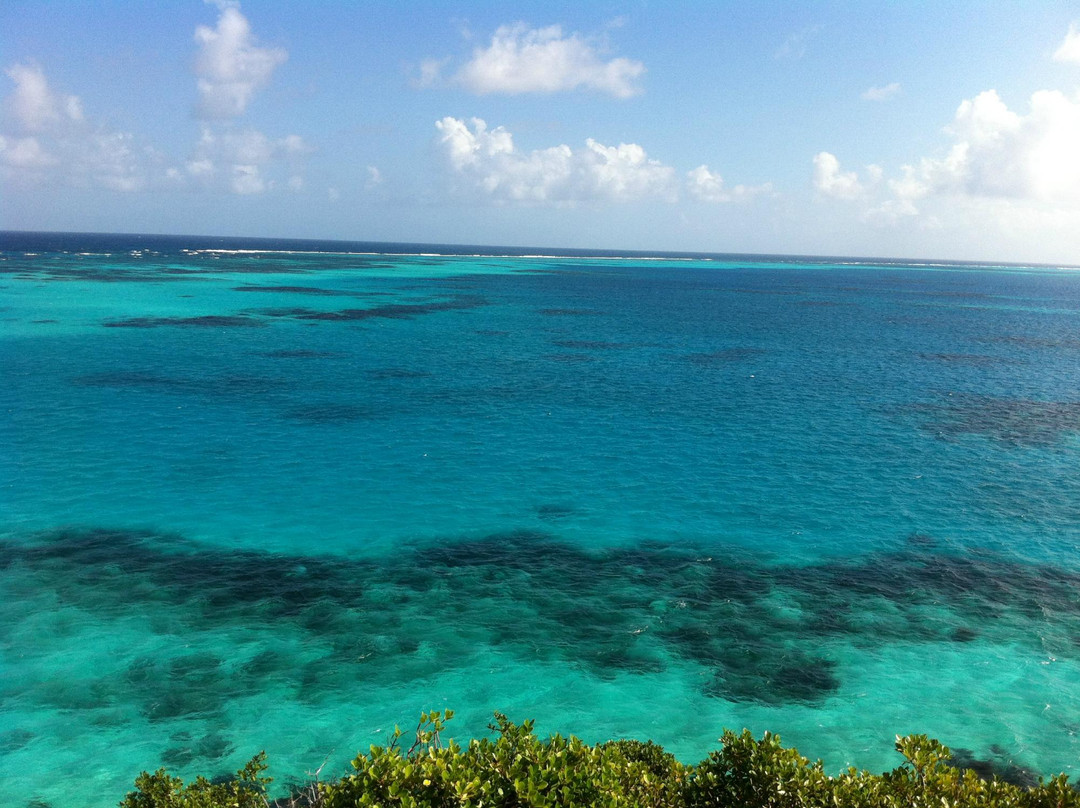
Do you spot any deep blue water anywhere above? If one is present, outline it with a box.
[3,232,1080,805]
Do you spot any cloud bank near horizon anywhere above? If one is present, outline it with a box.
[434,116,764,206]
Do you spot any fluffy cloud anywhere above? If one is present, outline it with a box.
[435,117,768,206]
[821,21,1080,225]
[427,23,644,97]
[814,57,1080,258]
[862,82,901,102]
[812,152,865,199]
[435,117,675,203]
[1,64,157,191]
[885,89,1080,207]
[3,43,303,197]
[686,165,772,203]
[686,165,728,202]
[5,64,83,134]
[1054,23,1080,64]
[194,3,287,119]
[186,5,304,194]
[186,127,309,194]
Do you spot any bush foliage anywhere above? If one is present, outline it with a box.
[120,710,1080,808]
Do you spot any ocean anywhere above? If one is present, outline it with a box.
[3,231,1080,805]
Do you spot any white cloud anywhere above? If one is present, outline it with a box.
[435,116,676,203]
[446,23,644,97]
[0,135,56,168]
[366,165,382,188]
[1,64,160,191]
[194,3,287,119]
[1053,22,1080,64]
[436,116,575,201]
[686,165,772,203]
[585,138,677,199]
[890,89,1080,205]
[2,56,303,197]
[187,6,302,193]
[814,81,1080,262]
[822,85,1080,216]
[812,152,865,199]
[186,127,308,194]
[5,64,83,134]
[862,82,901,102]
[81,131,147,192]
[687,165,728,202]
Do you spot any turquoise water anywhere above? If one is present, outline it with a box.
[3,233,1080,805]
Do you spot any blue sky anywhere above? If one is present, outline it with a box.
[3,1,1080,262]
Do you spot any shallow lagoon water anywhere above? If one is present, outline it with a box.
[3,233,1080,806]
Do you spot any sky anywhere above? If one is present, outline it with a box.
[2,1,1080,263]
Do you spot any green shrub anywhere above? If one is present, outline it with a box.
[119,712,1080,808]
[119,752,270,808]
[686,729,830,808]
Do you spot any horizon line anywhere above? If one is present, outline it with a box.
[1,229,1076,271]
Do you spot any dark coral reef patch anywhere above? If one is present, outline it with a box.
[104,315,263,328]
[911,394,1080,447]
[6,527,1080,719]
